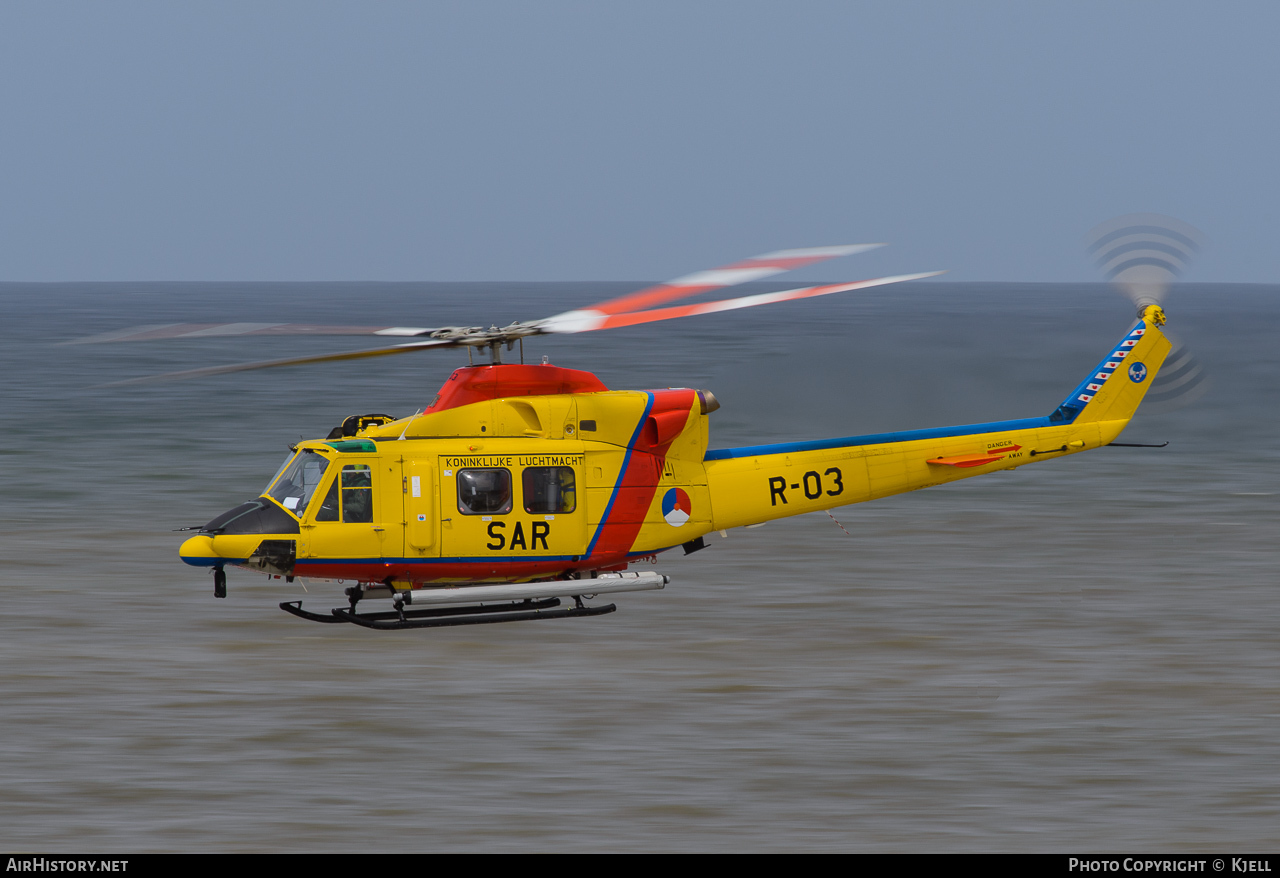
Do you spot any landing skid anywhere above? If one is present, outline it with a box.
[279,597,616,630]
[278,571,663,630]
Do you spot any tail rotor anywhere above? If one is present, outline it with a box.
[1087,214,1209,411]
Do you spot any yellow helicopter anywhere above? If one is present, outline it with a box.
[90,243,1173,629]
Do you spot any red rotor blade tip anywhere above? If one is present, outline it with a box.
[584,244,886,317]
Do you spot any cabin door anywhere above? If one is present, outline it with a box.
[439,455,588,563]
[299,456,399,560]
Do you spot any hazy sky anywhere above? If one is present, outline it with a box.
[1,1,1276,283]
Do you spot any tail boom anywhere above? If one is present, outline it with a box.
[703,306,1172,530]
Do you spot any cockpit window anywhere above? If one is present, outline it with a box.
[315,480,340,522]
[266,451,330,516]
[313,464,374,523]
[457,468,512,515]
[266,454,294,493]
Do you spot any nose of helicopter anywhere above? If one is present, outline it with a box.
[179,534,221,567]
[179,498,302,568]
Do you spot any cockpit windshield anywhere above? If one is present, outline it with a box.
[265,450,331,516]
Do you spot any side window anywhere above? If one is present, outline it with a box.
[311,464,374,523]
[522,467,576,514]
[341,464,373,523]
[314,478,339,521]
[457,468,512,515]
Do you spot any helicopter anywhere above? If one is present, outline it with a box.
[86,243,1173,629]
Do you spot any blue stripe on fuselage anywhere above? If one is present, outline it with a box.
[705,318,1151,462]
[703,416,1054,461]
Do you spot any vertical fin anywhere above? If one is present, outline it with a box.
[1051,305,1173,425]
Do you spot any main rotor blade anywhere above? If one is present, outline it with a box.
[539,272,944,334]
[101,338,458,385]
[86,244,935,384]
[67,323,442,344]
[581,244,885,317]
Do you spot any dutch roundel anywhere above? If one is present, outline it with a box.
[662,488,692,527]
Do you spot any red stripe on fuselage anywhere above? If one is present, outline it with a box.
[587,389,696,564]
